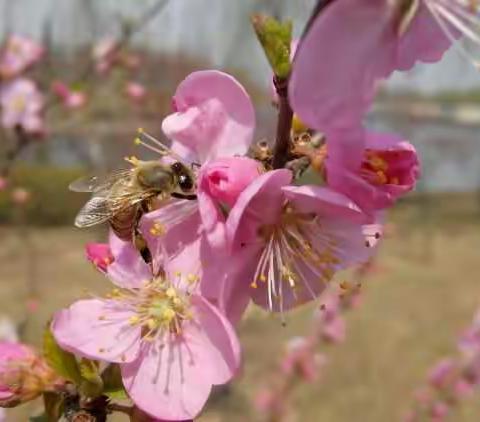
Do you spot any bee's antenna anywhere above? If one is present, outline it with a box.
[135,128,184,162]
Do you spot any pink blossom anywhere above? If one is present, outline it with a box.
[430,401,450,419]
[52,234,241,421]
[289,0,452,133]
[281,337,325,382]
[453,378,474,399]
[51,81,87,109]
[85,243,114,273]
[139,71,258,323]
[0,35,44,79]
[0,78,44,135]
[225,169,380,315]
[125,81,146,103]
[428,358,456,389]
[0,342,60,407]
[199,157,262,209]
[163,70,255,163]
[92,37,118,75]
[11,188,31,205]
[325,130,420,215]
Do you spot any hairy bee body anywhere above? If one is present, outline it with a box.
[70,161,196,257]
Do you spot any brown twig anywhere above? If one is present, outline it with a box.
[272,76,293,169]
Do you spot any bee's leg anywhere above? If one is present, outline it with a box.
[171,192,197,200]
[133,203,153,265]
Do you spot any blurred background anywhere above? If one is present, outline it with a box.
[1,0,480,421]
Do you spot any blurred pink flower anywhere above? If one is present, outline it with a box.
[289,0,452,133]
[0,178,7,192]
[0,35,44,79]
[254,387,285,415]
[428,358,456,389]
[453,378,474,400]
[430,401,450,419]
[51,81,87,109]
[11,188,30,205]
[326,131,420,214]
[281,337,326,382]
[225,169,380,314]
[25,299,39,314]
[52,235,241,421]
[0,78,44,134]
[85,242,114,273]
[92,37,118,74]
[428,358,457,389]
[0,342,60,407]
[125,81,146,103]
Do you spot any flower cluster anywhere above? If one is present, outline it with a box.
[0,35,45,136]
[405,308,480,422]
[3,0,477,419]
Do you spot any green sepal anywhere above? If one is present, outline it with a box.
[101,364,128,400]
[251,13,293,78]
[43,327,82,385]
[78,359,104,398]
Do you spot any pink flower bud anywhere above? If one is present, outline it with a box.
[85,243,114,273]
[11,188,30,205]
[125,82,146,103]
[64,91,87,109]
[0,342,60,407]
[281,337,325,382]
[199,157,261,208]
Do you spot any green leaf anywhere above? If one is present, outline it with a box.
[251,13,293,78]
[43,392,64,422]
[43,327,82,385]
[101,364,128,400]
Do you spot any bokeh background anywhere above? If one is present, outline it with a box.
[1,0,480,421]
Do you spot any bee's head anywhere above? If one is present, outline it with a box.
[170,162,195,193]
[136,162,175,190]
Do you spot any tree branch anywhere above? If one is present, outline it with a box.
[272,76,293,169]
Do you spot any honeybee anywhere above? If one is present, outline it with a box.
[70,130,197,261]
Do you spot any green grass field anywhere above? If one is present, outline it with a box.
[2,193,480,421]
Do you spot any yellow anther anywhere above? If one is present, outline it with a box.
[134,137,142,145]
[250,281,258,289]
[187,274,199,284]
[147,318,157,330]
[174,271,182,278]
[137,127,144,134]
[162,308,176,321]
[166,287,176,298]
[129,315,140,325]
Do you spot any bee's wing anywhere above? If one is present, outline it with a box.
[74,195,113,227]
[74,188,157,228]
[69,169,134,193]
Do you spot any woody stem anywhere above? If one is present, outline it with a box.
[272,76,293,170]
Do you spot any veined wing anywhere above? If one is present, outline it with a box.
[69,169,134,193]
[74,188,158,228]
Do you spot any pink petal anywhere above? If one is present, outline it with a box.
[227,169,292,252]
[289,0,450,133]
[162,70,255,163]
[52,299,141,363]
[282,185,366,223]
[289,0,391,132]
[107,231,151,289]
[122,296,240,420]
